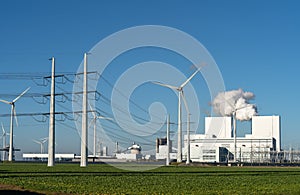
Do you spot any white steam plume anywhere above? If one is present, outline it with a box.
[211,88,257,121]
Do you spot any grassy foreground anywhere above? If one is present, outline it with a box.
[1,163,300,194]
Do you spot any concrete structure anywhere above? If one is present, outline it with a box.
[183,116,281,163]
[251,115,281,151]
[156,145,177,160]
[205,117,232,138]
[48,57,55,167]
[102,146,108,157]
[156,138,177,160]
[80,53,88,167]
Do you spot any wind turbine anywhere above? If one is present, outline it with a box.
[1,123,16,161]
[1,123,8,161]
[152,66,203,162]
[89,104,113,157]
[0,87,30,161]
[33,137,48,154]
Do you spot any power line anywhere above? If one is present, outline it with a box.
[0,70,174,150]
[99,74,164,122]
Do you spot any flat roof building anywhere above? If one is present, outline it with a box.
[23,153,76,161]
[183,116,281,163]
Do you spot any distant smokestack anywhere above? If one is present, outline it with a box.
[156,138,159,153]
[115,142,119,154]
[103,146,108,157]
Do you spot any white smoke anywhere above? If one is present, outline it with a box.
[211,88,257,121]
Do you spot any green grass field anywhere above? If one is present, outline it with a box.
[1,163,300,194]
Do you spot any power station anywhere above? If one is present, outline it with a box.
[185,115,281,163]
[156,115,281,164]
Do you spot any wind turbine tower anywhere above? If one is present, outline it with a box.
[181,93,191,164]
[166,115,170,166]
[1,123,7,161]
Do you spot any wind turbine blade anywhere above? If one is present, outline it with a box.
[13,107,18,127]
[0,99,11,105]
[88,102,96,118]
[1,123,5,135]
[6,133,15,137]
[180,68,202,89]
[97,116,114,121]
[41,137,48,143]
[152,81,178,90]
[32,139,41,144]
[88,118,96,128]
[13,87,30,103]
[180,91,190,114]
[224,98,235,110]
[42,139,48,144]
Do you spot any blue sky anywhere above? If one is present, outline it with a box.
[1,0,300,157]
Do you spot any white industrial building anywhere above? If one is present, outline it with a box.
[23,153,76,161]
[183,115,281,163]
[116,142,143,161]
[155,138,177,160]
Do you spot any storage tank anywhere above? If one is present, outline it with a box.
[128,142,141,154]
